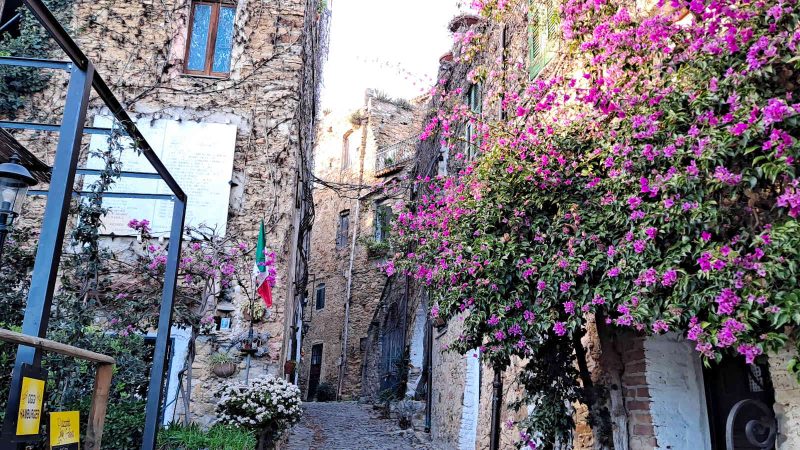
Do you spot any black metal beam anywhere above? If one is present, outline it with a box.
[76,168,163,180]
[0,56,71,70]
[90,74,187,202]
[2,62,94,443]
[141,198,186,449]
[21,0,187,202]
[28,190,175,201]
[0,120,116,135]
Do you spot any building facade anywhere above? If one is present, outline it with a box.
[298,91,426,401]
[0,0,327,425]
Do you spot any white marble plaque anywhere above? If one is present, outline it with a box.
[87,116,237,236]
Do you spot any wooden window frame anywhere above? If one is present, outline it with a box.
[184,0,236,78]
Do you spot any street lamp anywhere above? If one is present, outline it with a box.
[0,153,37,262]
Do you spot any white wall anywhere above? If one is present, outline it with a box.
[644,333,712,450]
[406,301,428,396]
[459,349,480,450]
[150,326,191,425]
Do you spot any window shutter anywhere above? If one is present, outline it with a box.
[546,3,560,52]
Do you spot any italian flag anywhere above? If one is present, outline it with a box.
[254,220,273,308]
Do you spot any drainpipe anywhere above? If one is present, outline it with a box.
[337,100,369,400]
[489,367,503,450]
[489,23,509,450]
[424,318,433,432]
[337,196,360,399]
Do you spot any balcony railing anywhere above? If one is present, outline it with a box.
[375,136,418,175]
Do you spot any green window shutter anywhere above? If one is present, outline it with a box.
[529,3,546,78]
[529,1,560,79]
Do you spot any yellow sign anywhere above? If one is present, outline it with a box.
[50,411,80,449]
[16,376,45,436]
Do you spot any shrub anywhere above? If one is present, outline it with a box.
[314,382,336,402]
[216,375,302,444]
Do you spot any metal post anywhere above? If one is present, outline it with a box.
[489,367,503,450]
[0,227,7,269]
[2,63,93,444]
[141,198,186,450]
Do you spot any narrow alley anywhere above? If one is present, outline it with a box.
[286,402,433,450]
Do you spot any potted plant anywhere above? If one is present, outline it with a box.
[210,352,237,378]
[243,301,267,323]
[216,375,303,450]
[199,315,216,335]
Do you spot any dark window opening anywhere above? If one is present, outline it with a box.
[185,0,236,77]
[336,210,350,249]
[315,283,326,310]
[374,203,394,243]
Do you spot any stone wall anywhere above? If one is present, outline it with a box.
[3,0,325,424]
[770,346,800,449]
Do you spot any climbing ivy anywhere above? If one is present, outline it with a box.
[0,0,74,115]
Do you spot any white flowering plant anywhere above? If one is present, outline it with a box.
[215,375,302,443]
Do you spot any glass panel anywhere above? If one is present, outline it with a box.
[187,4,212,71]
[212,6,236,73]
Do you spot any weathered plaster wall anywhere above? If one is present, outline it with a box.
[644,334,711,450]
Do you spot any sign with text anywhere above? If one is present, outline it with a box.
[50,411,80,450]
[16,375,45,436]
[86,116,238,236]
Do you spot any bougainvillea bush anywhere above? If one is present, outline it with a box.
[216,375,302,449]
[390,0,800,446]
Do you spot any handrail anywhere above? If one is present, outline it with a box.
[0,329,115,364]
[0,328,115,449]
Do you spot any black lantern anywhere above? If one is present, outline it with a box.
[0,153,37,262]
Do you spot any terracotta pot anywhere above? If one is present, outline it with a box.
[284,360,297,375]
[211,362,237,378]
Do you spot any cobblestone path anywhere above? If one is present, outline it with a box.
[285,401,432,450]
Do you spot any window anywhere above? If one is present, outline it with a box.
[374,203,394,242]
[342,132,354,170]
[465,84,482,161]
[315,283,326,310]
[529,0,560,79]
[185,1,236,77]
[438,142,449,176]
[336,210,350,249]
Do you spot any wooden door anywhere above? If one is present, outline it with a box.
[307,343,323,401]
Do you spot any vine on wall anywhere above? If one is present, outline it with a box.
[0,0,74,115]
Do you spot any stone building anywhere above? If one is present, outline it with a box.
[402,3,800,450]
[0,0,326,425]
[298,90,426,401]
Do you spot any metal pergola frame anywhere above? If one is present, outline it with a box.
[0,1,187,449]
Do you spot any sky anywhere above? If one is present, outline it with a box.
[320,0,467,112]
